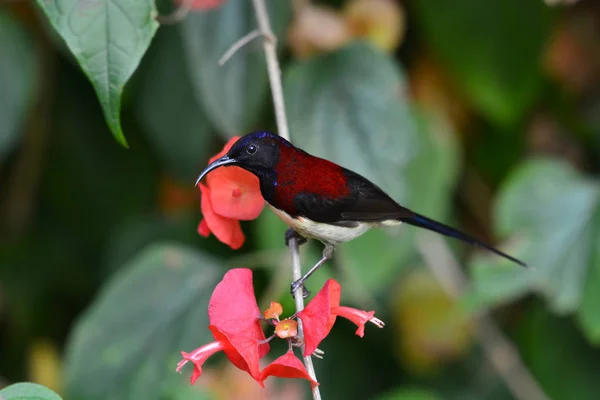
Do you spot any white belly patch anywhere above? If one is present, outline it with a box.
[268,205,374,244]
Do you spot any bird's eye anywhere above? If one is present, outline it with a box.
[246,144,258,155]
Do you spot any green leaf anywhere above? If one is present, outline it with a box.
[102,212,201,277]
[406,111,460,220]
[514,304,600,400]
[468,159,600,343]
[337,229,408,292]
[0,11,39,162]
[284,42,459,291]
[576,215,600,342]
[412,0,552,126]
[0,382,62,400]
[64,244,221,400]
[43,75,156,250]
[36,0,159,146]
[180,0,289,138]
[136,26,212,180]
[375,388,442,400]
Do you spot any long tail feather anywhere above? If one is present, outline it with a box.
[401,213,527,267]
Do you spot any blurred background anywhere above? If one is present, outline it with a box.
[2,0,600,399]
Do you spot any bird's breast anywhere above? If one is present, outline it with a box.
[268,205,372,244]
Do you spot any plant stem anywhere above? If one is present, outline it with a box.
[251,0,290,142]
[250,0,321,398]
[289,237,321,399]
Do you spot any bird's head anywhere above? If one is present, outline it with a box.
[195,131,290,186]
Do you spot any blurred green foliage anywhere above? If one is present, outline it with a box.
[2,0,600,399]
[0,382,63,399]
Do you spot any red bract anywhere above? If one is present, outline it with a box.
[175,0,225,10]
[260,350,318,389]
[298,279,384,356]
[198,184,245,249]
[177,269,383,389]
[177,269,268,384]
[198,136,265,249]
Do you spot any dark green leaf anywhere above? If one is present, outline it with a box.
[179,0,289,138]
[0,382,62,400]
[284,43,459,291]
[515,304,600,400]
[43,71,156,251]
[412,0,552,126]
[375,388,441,400]
[102,212,201,277]
[136,26,212,180]
[468,159,600,343]
[36,0,159,146]
[163,384,212,400]
[64,244,221,400]
[0,11,39,162]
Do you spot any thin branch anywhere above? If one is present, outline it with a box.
[251,0,291,142]
[289,237,321,400]
[415,233,549,400]
[249,0,320,397]
[218,29,263,66]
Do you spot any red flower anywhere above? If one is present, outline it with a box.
[177,269,383,389]
[175,0,225,10]
[177,269,268,384]
[298,279,385,356]
[197,137,264,249]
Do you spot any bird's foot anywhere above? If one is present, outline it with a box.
[285,228,307,247]
[290,279,310,299]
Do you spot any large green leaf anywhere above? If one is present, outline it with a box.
[136,26,212,180]
[412,0,552,126]
[179,0,289,138]
[468,159,600,343]
[0,11,39,163]
[284,42,459,291]
[64,244,221,400]
[0,383,62,400]
[36,0,159,146]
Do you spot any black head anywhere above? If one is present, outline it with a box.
[195,131,290,186]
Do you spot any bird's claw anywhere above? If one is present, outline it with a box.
[285,228,307,247]
[290,279,310,299]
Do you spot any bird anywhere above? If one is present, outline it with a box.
[196,131,526,296]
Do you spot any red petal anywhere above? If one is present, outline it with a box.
[332,306,376,337]
[207,269,270,381]
[259,350,318,388]
[208,136,241,164]
[197,219,210,237]
[199,184,245,249]
[209,325,264,385]
[297,279,341,357]
[174,0,225,10]
[176,341,224,385]
[208,167,264,220]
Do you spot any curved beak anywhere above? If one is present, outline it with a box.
[195,155,236,186]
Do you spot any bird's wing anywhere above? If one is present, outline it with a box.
[338,169,414,222]
[292,168,413,224]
